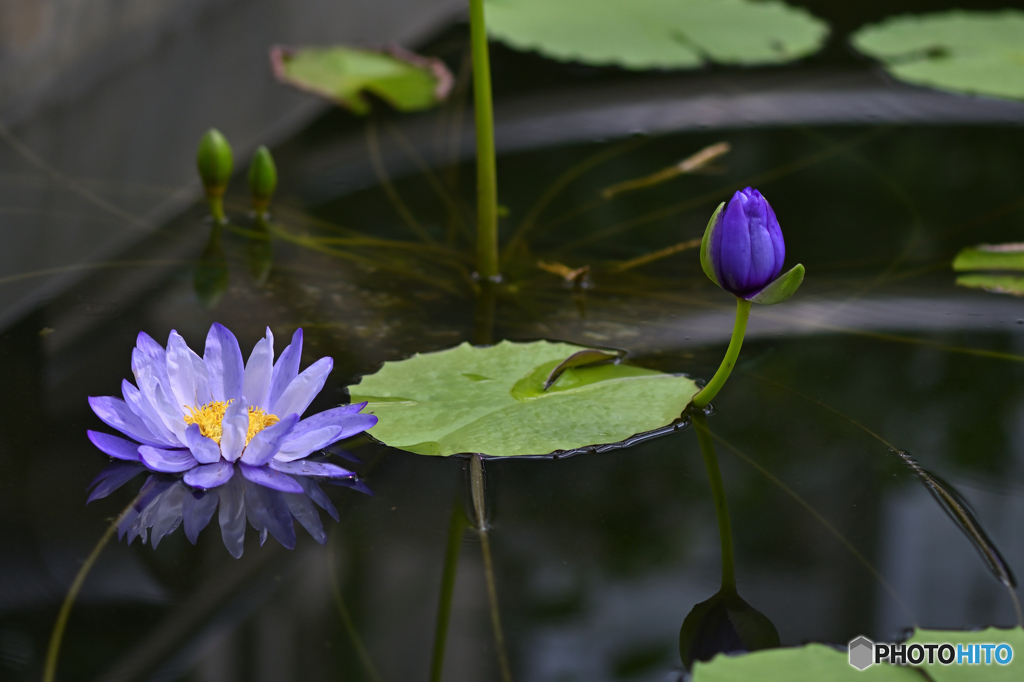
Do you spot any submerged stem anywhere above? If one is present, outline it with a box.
[692,412,737,594]
[430,499,468,682]
[327,547,383,682]
[692,297,751,409]
[207,194,226,225]
[43,498,138,682]
[468,0,499,280]
[470,455,513,682]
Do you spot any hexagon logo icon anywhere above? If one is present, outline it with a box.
[849,636,874,670]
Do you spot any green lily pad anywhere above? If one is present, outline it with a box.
[953,244,1024,272]
[348,340,698,457]
[270,45,453,115]
[906,627,1024,680]
[851,11,1024,101]
[956,275,1024,296]
[691,628,1024,680]
[484,0,828,70]
[692,643,916,681]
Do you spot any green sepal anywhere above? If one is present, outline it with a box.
[196,129,233,196]
[746,263,804,305]
[700,202,725,287]
[248,146,278,211]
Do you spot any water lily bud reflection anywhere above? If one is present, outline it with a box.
[196,128,234,197]
[678,588,780,669]
[248,145,278,212]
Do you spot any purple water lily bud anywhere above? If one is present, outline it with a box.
[702,187,785,298]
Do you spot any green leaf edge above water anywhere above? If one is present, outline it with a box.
[348,340,699,457]
[270,45,453,115]
[484,0,829,70]
[692,627,1024,681]
[850,10,1024,101]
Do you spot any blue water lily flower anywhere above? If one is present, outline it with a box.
[86,323,377,556]
[700,187,804,304]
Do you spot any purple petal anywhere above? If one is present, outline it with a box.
[139,446,198,473]
[297,477,339,521]
[134,332,170,391]
[166,330,212,410]
[87,462,146,502]
[88,396,162,447]
[150,483,186,549]
[273,426,342,463]
[219,398,249,462]
[87,430,141,461]
[122,380,175,445]
[268,329,303,412]
[218,475,246,558]
[270,459,353,478]
[184,461,236,489]
[242,328,275,410]
[183,489,219,544]
[185,423,221,464]
[284,491,326,544]
[242,477,296,549]
[118,477,169,541]
[204,323,245,402]
[238,462,303,493]
[240,414,299,466]
[270,357,332,418]
[134,364,187,442]
[282,403,377,445]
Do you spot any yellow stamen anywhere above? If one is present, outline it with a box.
[183,400,280,445]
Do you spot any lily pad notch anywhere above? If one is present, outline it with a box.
[349,340,700,458]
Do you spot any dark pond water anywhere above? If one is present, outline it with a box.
[4,7,1024,682]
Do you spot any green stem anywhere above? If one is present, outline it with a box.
[429,499,468,682]
[43,499,137,682]
[692,411,736,593]
[207,194,226,225]
[470,455,513,682]
[468,0,499,280]
[327,542,383,682]
[692,297,751,409]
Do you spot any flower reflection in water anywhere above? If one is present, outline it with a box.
[85,323,377,556]
[88,459,371,556]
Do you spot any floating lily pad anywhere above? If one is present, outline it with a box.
[692,628,1024,680]
[955,275,1024,297]
[691,643,916,681]
[851,11,1024,101]
[905,627,1024,681]
[952,243,1024,296]
[485,0,828,70]
[270,45,453,115]
[348,340,698,457]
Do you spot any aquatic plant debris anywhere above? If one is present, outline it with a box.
[485,0,828,70]
[851,10,1024,102]
[349,340,698,457]
[86,323,377,555]
[270,44,453,115]
[691,627,1024,680]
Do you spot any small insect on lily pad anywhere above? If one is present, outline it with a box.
[348,340,699,458]
[851,10,1024,101]
[270,45,454,115]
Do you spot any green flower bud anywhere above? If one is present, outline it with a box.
[196,129,233,197]
[248,146,278,212]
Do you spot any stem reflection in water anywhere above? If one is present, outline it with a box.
[679,412,779,670]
